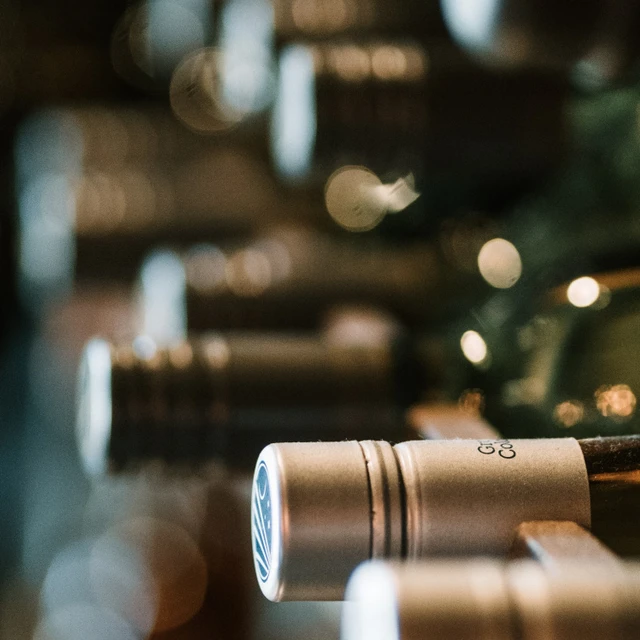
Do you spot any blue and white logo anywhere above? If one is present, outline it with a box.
[253,461,272,582]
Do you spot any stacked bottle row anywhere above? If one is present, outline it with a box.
[16,1,640,639]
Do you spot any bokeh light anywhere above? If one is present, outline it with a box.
[323,307,400,346]
[33,604,139,640]
[324,166,419,232]
[225,248,274,296]
[324,167,386,231]
[458,388,486,416]
[271,44,316,180]
[553,400,585,428]
[132,335,159,361]
[202,335,231,369]
[595,384,637,421]
[168,341,194,369]
[90,516,208,633]
[139,249,187,346]
[460,330,489,365]
[184,245,228,294]
[219,0,276,116]
[567,276,601,307]
[170,47,244,133]
[477,238,522,289]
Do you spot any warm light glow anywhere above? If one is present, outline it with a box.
[553,400,585,428]
[329,45,370,81]
[168,342,194,369]
[567,276,600,307]
[291,0,351,33]
[324,166,419,232]
[203,336,230,369]
[595,384,637,420]
[460,330,488,365]
[73,170,171,235]
[324,166,386,231]
[323,307,399,346]
[114,346,136,369]
[458,389,485,416]
[403,47,428,80]
[477,238,522,289]
[371,46,407,80]
[170,48,244,134]
[254,237,292,282]
[90,516,208,633]
[225,248,273,296]
[184,245,227,293]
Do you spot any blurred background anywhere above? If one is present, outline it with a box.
[2,0,640,637]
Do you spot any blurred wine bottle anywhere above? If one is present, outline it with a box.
[215,0,448,123]
[76,331,423,475]
[270,39,568,232]
[74,322,501,476]
[137,227,481,342]
[344,558,640,640]
[15,106,327,314]
[442,0,640,89]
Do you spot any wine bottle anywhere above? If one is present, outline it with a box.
[76,332,426,476]
[137,228,473,343]
[271,39,567,219]
[251,435,640,600]
[16,106,322,313]
[76,327,498,476]
[441,0,640,88]
[342,557,640,640]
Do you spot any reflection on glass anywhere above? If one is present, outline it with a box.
[18,173,75,299]
[440,0,500,54]
[219,0,276,116]
[120,0,210,80]
[271,44,316,179]
[271,40,428,188]
[139,250,188,346]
